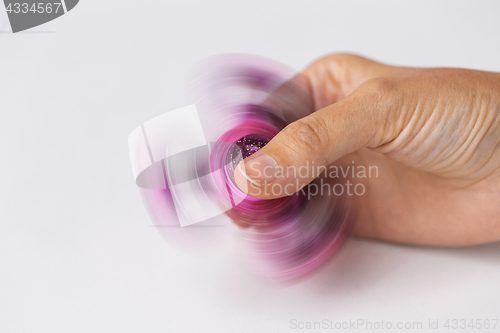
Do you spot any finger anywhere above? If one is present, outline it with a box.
[234,77,403,199]
[302,53,408,109]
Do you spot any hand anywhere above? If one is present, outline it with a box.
[234,53,500,246]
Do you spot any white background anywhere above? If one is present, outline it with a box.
[1,1,499,332]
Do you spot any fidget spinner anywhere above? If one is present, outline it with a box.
[128,55,354,281]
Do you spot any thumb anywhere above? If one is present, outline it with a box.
[233,78,400,199]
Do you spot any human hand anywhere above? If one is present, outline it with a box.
[233,54,500,246]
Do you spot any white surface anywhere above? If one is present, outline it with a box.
[1,1,499,332]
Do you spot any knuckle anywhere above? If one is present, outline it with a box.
[281,116,328,159]
[360,77,398,97]
[356,78,403,147]
[323,53,363,65]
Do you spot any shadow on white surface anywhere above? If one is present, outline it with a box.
[310,238,500,292]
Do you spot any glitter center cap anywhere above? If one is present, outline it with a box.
[235,134,269,159]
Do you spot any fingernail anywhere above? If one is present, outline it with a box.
[235,154,279,188]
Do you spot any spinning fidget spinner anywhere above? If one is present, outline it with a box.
[128,55,354,281]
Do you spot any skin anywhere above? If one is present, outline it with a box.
[234,53,500,246]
